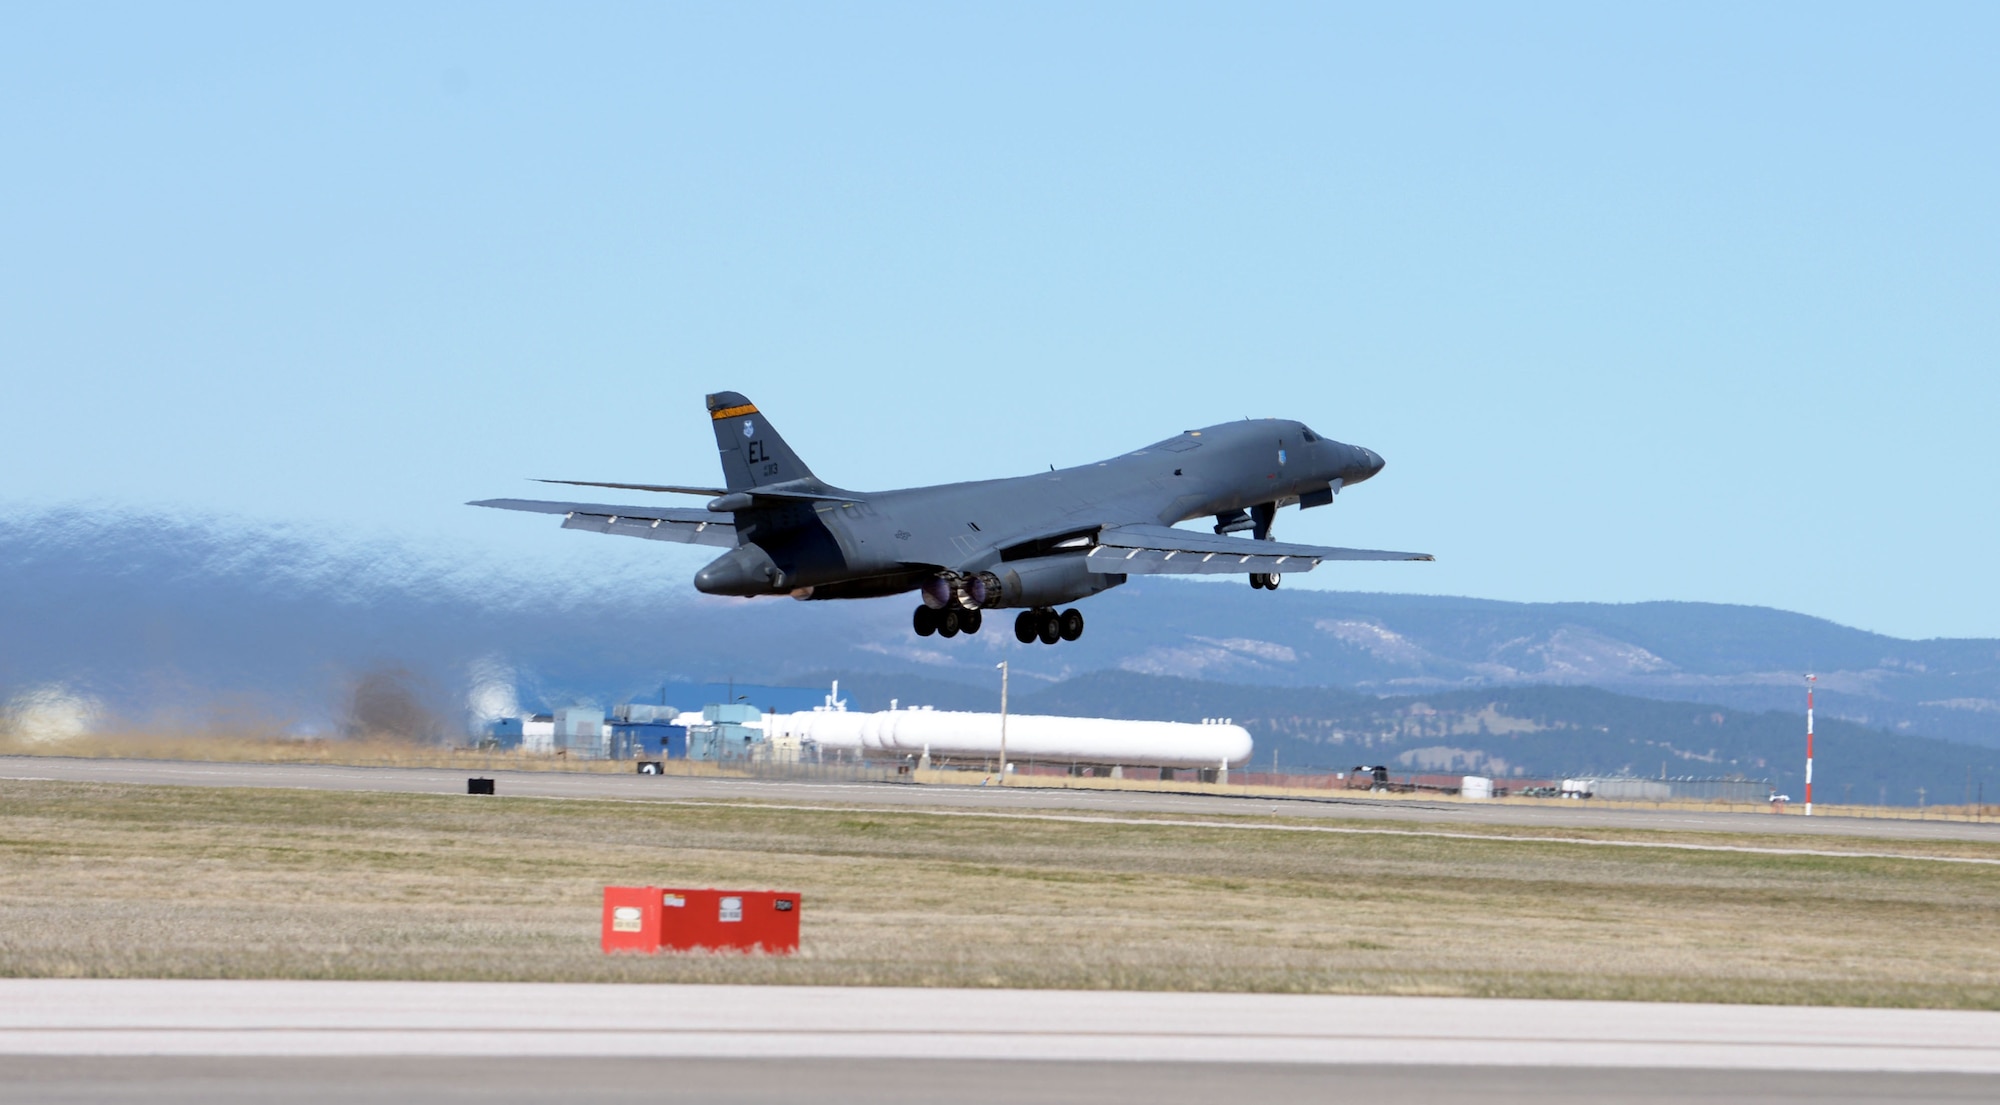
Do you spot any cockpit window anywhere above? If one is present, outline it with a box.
[1300,428,1319,443]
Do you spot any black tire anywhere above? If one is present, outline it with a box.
[1014,611,1038,644]
[1248,573,1266,589]
[939,607,961,638]
[1059,608,1084,642]
[914,605,938,637]
[1267,573,1282,590]
[961,608,982,634]
[1038,609,1062,645]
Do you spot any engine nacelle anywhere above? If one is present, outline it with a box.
[985,556,1124,609]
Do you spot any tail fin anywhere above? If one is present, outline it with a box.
[707,391,817,491]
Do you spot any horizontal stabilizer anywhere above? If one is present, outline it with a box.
[467,499,737,548]
[1087,523,1432,576]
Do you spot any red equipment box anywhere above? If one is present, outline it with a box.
[601,886,800,955]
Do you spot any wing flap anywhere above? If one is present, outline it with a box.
[1089,523,1431,576]
[468,499,737,548]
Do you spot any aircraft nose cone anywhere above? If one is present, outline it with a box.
[1344,445,1385,484]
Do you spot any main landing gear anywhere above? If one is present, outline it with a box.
[1249,573,1282,590]
[913,605,983,638]
[1013,607,1083,645]
[913,599,1083,646]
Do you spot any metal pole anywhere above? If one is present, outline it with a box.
[996,661,1008,785]
[1804,673,1816,816]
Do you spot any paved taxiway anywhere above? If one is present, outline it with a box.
[5,981,2000,1104]
[7,755,2000,843]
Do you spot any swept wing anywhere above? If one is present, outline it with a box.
[1085,523,1432,576]
[535,478,863,504]
[468,499,737,548]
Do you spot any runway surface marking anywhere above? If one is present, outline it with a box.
[7,981,2000,1072]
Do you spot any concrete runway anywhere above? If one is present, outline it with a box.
[5,981,2000,1103]
[8,754,2000,843]
[6,1057,1996,1105]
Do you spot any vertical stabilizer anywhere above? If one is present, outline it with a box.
[706,392,816,491]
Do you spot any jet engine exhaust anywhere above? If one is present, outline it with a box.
[920,576,954,610]
[957,572,999,610]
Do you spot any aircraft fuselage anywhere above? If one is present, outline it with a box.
[475,392,1426,645]
[697,417,1384,602]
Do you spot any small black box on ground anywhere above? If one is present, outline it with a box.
[637,762,662,775]
[467,778,495,795]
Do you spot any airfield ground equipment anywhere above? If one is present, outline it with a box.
[602,886,800,955]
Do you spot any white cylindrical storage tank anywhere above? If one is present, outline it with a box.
[765,710,868,753]
[1460,775,1493,800]
[855,711,1250,769]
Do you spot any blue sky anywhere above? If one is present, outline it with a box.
[3,3,1995,639]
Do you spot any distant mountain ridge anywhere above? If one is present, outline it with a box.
[810,670,1999,807]
[2,507,1996,803]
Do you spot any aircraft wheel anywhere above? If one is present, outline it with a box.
[1248,573,1267,589]
[1038,609,1062,645]
[961,608,983,634]
[1266,573,1282,590]
[1014,611,1038,644]
[914,605,938,636]
[1059,608,1084,641]
[939,607,962,638]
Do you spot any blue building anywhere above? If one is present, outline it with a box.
[611,703,685,760]
[687,703,761,761]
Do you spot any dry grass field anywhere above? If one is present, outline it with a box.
[4,777,2000,1007]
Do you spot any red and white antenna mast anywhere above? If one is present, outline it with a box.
[1804,674,1816,816]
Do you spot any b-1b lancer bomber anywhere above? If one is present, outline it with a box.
[472,392,1431,645]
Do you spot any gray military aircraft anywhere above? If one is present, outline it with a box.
[472,391,1431,645]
